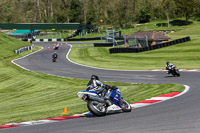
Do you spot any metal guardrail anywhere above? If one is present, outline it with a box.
[14,46,34,54]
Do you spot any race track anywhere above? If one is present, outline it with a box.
[3,42,200,133]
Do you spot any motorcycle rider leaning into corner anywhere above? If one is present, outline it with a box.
[52,52,58,59]
[166,61,175,74]
[86,75,115,106]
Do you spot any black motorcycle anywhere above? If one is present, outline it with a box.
[52,53,58,62]
[52,57,57,62]
[171,65,180,77]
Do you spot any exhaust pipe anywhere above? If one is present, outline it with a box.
[88,95,105,103]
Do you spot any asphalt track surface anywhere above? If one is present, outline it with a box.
[3,42,200,133]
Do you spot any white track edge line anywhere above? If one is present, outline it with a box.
[130,85,190,109]
[11,46,43,71]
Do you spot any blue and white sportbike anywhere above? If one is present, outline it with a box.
[77,85,131,116]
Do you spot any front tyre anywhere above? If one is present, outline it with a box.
[175,69,180,77]
[120,99,131,112]
[172,70,176,77]
[87,101,106,116]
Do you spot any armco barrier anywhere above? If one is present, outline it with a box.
[94,42,114,47]
[94,41,124,47]
[109,36,191,54]
[14,46,34,54]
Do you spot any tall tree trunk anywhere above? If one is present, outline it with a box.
[186,12,189,24]
[124,0,128,26]
[50,3,53,17]
[61,0,71,23]
[37,0,42,22]
[132,0,136,25]
[97,0,101,26]
[81,0,89,24]
[84,11,87,24]
[46,0,50,17]
[167,12,170,27]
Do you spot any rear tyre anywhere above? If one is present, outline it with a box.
[87,101,106,116]
[120,99,131,112]
[52,58,56,62]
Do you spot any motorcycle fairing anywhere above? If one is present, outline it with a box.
[107,104,122,113]
[110,89,121,105]
[77,91,98,100]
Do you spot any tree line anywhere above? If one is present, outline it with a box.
[0,0,200,27]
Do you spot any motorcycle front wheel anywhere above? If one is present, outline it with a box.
[175,69,180,77]
[120,99,132,112]
[87,101,106,116]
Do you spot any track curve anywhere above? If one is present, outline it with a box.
[3,42,200,133]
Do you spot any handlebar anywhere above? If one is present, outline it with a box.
[103,84,118,90]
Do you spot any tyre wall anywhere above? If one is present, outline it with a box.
[109,36,191,54]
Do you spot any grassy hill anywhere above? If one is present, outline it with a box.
[69,20,200,70]
[0,31,184,125]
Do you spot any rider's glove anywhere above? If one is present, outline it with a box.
[103,84,111,90]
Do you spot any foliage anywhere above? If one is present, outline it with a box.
[175,0,198,24]
[69,0,82,22]
[0,0,199,28]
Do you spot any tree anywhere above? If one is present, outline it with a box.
[60,0,71,23]
[162,0,176,27]
[0,0,13,23]
[79,0,89,24]
[0,0,199,27]
[175,0,197,24]
[86,0,96,24]
[69,0,81,22]
[136,0,151,23]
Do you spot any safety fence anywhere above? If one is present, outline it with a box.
[14,46,34,54]
[109,36,191,54]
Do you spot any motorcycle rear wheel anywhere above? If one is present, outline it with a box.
[52,58,56,62]
[87,101,106,116]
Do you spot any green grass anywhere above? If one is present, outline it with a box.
[0,31,185,125]
[68,20,200,70]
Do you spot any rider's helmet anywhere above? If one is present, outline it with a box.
[166,61,170,65]
[91,75,99,80]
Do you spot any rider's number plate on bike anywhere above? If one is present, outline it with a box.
[82,95,87,100]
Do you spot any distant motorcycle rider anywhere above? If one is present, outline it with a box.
[166,61,175,74]
[52,52,58,59]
